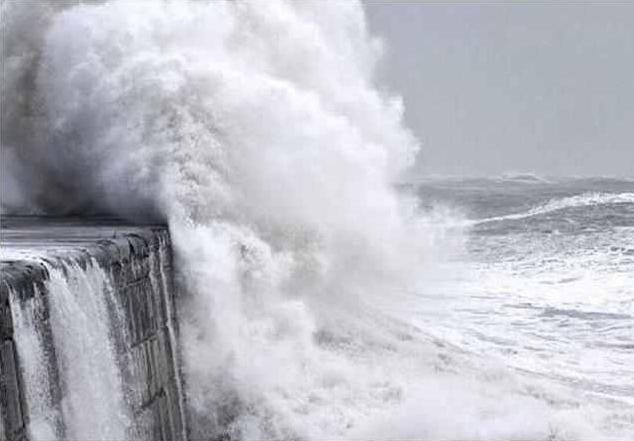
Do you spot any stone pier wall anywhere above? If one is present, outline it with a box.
[0,218,188,441]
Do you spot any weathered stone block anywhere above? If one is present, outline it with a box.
[0,340,25,441]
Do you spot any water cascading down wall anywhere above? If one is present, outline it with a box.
[0,217,188,441]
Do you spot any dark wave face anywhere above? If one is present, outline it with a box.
[415,177,634,234]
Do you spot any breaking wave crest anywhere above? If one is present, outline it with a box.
[477,192,634,224]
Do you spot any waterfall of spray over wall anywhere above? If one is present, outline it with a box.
[9,259,135,441]
[1,1,594,440]
[45,260,134,441]
[8,284,62,441]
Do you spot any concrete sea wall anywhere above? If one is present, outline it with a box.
[0,218,187,441]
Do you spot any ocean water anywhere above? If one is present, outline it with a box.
[409,176,634,439]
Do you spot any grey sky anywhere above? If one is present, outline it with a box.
[364,3,634,178]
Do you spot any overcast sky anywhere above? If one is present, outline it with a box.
[364,3,634,178]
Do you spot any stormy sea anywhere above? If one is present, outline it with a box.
[409,176,634,440]
[1,1,633,440]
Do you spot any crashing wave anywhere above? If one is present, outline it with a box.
[1,1,608,439]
